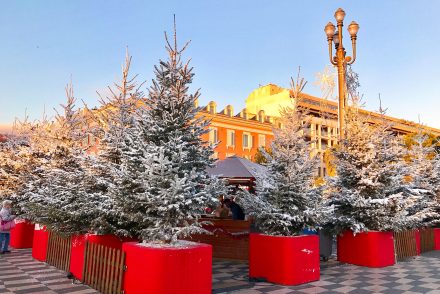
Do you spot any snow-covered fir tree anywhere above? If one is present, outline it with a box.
[237,75,329,236]
[401,129,440,228]
[7,116,54,216]
[326,105,411,233]
[0,136,30,202]
[118,27,221,244]
[404,130,440,193]
[20,82,104,234]
[86,50,148,237]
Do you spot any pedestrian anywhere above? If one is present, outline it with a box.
[213,196,230,219]
[0,200,16,254]
[223,198,245,220]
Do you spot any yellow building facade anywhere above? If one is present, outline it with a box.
[201,84,440,176]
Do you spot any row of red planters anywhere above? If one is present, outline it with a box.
[12,222,212,294]
[10,222,440,293]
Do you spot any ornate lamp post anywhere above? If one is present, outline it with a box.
[324,8,359,140]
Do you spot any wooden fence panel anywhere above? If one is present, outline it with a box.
[46,232,72,272]
[394,230,417,261]
[420,228,435,253]
[82,242,125,294]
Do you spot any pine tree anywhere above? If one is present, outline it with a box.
[88,50,147,236]
[8,115,54,216]
[327,106,410,233]
[0,136,29,202]
[116,25,221,244]
[237,75,328,236]
[20,82,102,234]
[402,129,440,228]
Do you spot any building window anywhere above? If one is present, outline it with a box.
[321,126,328,138]
[209,127,218,144]
[226,105,233,117]
[321,139,328,150]
[227,130,235,147]
[243,132,252,149]
[208,101,217,114]
[242,109,248,119]
[258,134,266,147]
[258,110,265,123]
[226,153,235,158]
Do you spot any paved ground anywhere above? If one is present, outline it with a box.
[0,249,96,294]
[3,249,440,293]
[212,251,440,293]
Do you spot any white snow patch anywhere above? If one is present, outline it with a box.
[138,240,202,249]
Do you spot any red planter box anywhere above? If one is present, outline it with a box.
[122,241,212,294]
[415,230,421,255]
[10,220,35,249]
[337,230,395,267]
[69,234,87,280]
[249,233,320,285]
[69,234,137,281]
[87,234,135,249]
[32,225,49,262]
[434,228,440,250]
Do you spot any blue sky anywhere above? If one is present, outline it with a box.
[1,0,440,131]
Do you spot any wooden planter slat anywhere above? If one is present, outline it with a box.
[46,232,71,272]
[420,228,435,253]
[80,241,125,294]
[394,230,417,261]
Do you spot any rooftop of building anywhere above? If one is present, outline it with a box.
[200,84,440,136]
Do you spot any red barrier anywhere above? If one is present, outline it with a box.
[86,234,136,249]
[69,234,137,281]
[32,225,49,262]
[249,233,320,285]
[10,220,35,249]
[415,230,421,255]
[69,234,86,280]
[434,228,440,250]
[337,230,395,267]
[122,241,212,294]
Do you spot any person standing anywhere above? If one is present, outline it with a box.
[0,200,16,254]
[223,198,245,220]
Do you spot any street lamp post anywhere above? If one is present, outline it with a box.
[324,8,359,140]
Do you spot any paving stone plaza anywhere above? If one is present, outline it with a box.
[213,252,440,293]
[0,250,95,294]
[1,249,440,293]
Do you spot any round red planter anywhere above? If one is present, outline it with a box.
[10,220,35,249]
[337,230,395,267]
[122,241,212,294]
[32,225,49,262]
[249,233,320,286]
